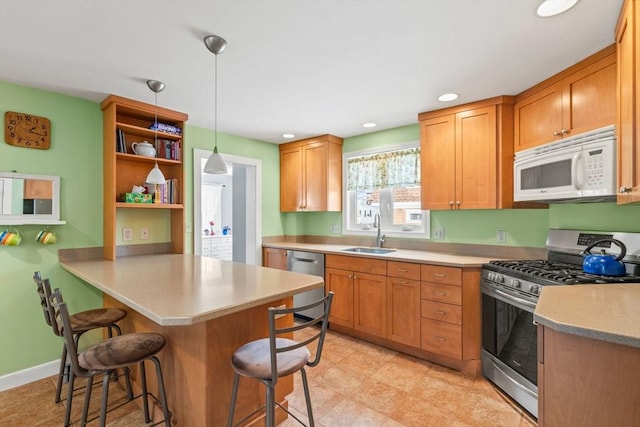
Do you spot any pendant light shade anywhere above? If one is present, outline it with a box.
[146,79,166,185]
[204,34,228,174]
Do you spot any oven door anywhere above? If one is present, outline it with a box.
[481,279,538,417]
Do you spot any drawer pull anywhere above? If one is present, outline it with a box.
[435,310,447,315]
[353,275,358,279]
[349,275,353,279]
[433,273,447,278]
[435,336,447,342]
[433,291,448,296]
[398,281,408,285]
[396,269,408,273]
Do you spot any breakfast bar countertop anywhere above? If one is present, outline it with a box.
[534,284,640,348]
[60,254,323,326]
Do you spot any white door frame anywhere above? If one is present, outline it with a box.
[193,148,262,265]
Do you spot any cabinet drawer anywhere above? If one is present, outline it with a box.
[421,300,462,325]
[326,254,386,275]
[421,264,462,286]
[421,282,462,305]
[387,261,421,280]
[421,318,462,359]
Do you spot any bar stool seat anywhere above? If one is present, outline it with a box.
[232,337,311,378]
[33,271,127,404]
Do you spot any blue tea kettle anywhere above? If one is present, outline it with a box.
[581,238,627,277]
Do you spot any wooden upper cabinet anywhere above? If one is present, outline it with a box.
[616,0,640,204]
[279,134,343,212]
[419,96,514,210]
[514,45,617,152]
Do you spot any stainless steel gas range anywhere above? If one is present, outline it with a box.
[480,229,640,418]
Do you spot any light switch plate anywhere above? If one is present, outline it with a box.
[433,227,445,240]
[122,227,133,241]
[496,230,507,243]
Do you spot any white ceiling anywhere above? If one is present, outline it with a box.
[0,0,622,144]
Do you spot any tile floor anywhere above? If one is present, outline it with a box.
[0,327,537,426]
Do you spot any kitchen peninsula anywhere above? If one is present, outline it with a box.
[60,254,324,426]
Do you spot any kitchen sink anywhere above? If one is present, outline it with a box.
[342,247,396,255]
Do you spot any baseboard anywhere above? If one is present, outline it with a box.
[0,360,58,392]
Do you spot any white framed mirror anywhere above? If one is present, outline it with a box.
[0,172,65,225]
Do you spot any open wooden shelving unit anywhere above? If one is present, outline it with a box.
[101,95,188,260]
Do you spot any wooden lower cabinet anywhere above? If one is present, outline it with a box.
[538,325,640,427]
[263,247,288,270]
[325,254,481,374]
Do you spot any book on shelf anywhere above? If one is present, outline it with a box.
[116,129,126,153]
[153,139,181,160]
[144,178,179,204]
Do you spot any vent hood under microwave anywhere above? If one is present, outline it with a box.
[514,125,617,203]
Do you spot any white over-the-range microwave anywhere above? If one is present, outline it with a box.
[514,124,617,203]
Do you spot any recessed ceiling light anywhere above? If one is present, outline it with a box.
[362,122,377,128]
[536,0,579,17]
[282,133,295,139]
[438,93,459,102]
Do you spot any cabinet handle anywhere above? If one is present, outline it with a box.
[349,275,353,279]
[397,281,408,285]
[456,201,461,207]
[433,273,447,278]
[435,336,447,342]
[434,291,448,296]
[620,186,632,193]
[435,310,447,315]
[353,275,358,279]
[561,129,569,135]
[553,130,561,136]
[396,269,408,273]
[449,201,454,209]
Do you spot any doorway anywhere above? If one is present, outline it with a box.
[193,148,262,265]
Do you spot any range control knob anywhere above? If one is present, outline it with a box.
[529,285,539,295]
[495,274,504,283]
[511,279,521,288]
[488,272,495,281]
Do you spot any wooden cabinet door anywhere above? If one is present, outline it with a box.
[617,0,640,204]
[325,267,354,328]
[387,278,421,347]
[455,106,498,209]
[514,83,563,152]
[562,53,616,138]
[420,114,456,210]
[302,141,328,211]
[263,247,288,270]
[280,146,303,212]
[353,272,387,337]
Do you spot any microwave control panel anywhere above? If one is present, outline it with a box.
[585,148,604,188]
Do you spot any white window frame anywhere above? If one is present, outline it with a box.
[342,141,430,239]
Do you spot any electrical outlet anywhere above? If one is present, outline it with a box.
[496,230,507,243]
[330,224,341,234]
[433,227,445,240]
[140,227,149,240]
[122,227,133,241]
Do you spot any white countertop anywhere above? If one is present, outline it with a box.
[61,254,323,326]
[534,284,640,348]
[264,241,497,267]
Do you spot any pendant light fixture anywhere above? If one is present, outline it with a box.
[203,34,228,174]
[145,80,167,204]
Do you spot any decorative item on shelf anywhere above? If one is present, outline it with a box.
[0,228,22,246]
[36,229,57,245]
[4,111,51,149]
[203,34,228,174]
[223,225,231,235]
[204,229,210,236]
[149,121,182,135]
[132,141,157,157]
[145,80,167,202]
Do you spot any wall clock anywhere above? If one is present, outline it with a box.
[4,111,51,149]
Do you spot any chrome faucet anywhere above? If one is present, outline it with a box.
[374,213,385,248]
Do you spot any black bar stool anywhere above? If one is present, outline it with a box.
[227,292,333,427]
[33,271,127,403]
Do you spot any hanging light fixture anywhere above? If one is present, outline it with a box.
[145,80,167,204]
[203,34,228,174]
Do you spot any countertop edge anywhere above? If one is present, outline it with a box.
[534,313,640,349]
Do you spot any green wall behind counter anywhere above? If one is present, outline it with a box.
[287,125,640,247]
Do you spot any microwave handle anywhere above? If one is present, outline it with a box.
[572,151,584,190]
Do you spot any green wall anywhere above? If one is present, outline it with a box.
[0,81,282,377]
[287,125,640,247]
[2,81,640,379]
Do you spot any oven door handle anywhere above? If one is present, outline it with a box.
[482,281,537,312]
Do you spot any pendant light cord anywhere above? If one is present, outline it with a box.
[214,51,219,153]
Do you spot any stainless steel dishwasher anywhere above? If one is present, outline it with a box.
[287,250,325,319]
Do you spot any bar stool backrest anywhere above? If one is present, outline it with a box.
[48,287,87,377]
[267,292,334,385]
[33,272,60,337]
